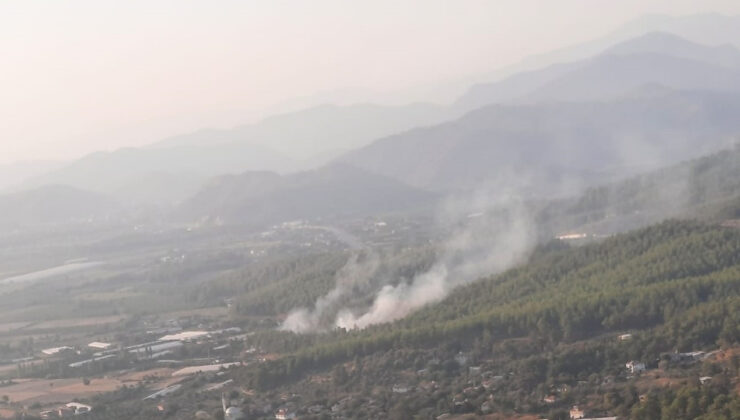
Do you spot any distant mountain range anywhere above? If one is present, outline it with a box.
[23,142,290,206]
[324,14,740,107]
[24,103,453,205]
[343,89,740,193]
[0,185,120,228]
[462,13,740,95]
[457,32,740,109]
[177,164,435,227]
[602,31,740,67]
[0,161,64,193]
[13,20,740,217]
[151,103,453,160]
[79,33,740,227]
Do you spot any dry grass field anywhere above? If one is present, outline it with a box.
[0,367,183,407]
[0,377,121,405]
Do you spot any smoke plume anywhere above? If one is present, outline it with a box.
[280,251,381,333]
[280,187,536,333]
[335,192,534,329]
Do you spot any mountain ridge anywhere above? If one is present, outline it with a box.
[0,185,121,228]
[342,89,740,193]
[177,163,436,227]
[457,31,740,109]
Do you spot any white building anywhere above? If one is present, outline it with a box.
[392,384,411,393]
[41,346,74,356]
[226,406,245,420]
[626,361,646,374]
[570,405,585,419]
[171,362,240,377]
[222,393,245,420]
[65,402,92,414]
[275,408,296,419]
[158,330,209,342]
[558,233,588,240]
[88,341,113,350]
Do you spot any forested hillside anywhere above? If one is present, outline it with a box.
[237,221,740,419]
[188,246,438,318]
[538,145,740,234]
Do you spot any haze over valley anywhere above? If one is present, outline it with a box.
[2,3,740,420]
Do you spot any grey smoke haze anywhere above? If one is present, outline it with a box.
[343,88,740,195]
[280,188,536,333]
[544,143,740,236]
[7,12,740,205]
[5,3,740,165]
[280,251,382,333]
[334,191,535,330]
[277,127,740,333]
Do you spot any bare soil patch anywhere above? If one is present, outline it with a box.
[0,377,121,404]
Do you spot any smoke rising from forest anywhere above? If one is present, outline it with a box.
[281,189,536,333]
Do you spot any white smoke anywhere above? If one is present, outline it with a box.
[280,252,381,333]
[335,264,449,329]
[280,188,536,333]
[335,190,535,330]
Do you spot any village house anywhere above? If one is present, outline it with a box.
[462,386,479,396]
[452,394,467,408]
[555,384,569,393]
[41,346,75,356]
[570,405,585,419]
[392,384,411,393]
[57,406,75,417]
[625,360,646,374]
[275,408,296,419]
[65,402,92,414]
[669,350,706,363]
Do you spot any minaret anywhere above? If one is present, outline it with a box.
[222,391,245,420]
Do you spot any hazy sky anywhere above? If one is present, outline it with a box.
[3,0,740,164]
